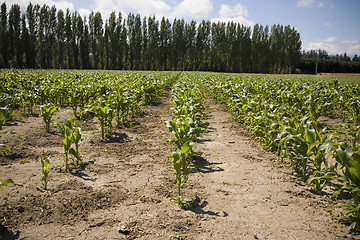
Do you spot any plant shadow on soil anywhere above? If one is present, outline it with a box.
[0,223,20,240]
[104,132,129,143]
[70,160,95,181]
[188,196,228,217]
[193,155,224,174]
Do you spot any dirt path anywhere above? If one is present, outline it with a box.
[0,91,356,239]
[189,95,354,239]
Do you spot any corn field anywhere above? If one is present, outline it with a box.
[1,69,360,233]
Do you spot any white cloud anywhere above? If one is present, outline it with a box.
[53,0,74,11]
[211,16,254,27]
[297,0,324,8]
[91,0,121,18]
[342,40,359,45]
[303,38,360,56]
[324,22,332,27]
[325,37,337,43]
[79,8,91,18]
[349,44,360,55]
[4,0,74,12]
[330,4,335,9]
[172,0,213,19]
[302,40,340,54]
[219,3,248,18]
[211,3,254,27]
[112,0,171,16]
[297,0,316,7]
[81,0,212,21]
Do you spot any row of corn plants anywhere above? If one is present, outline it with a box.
[0,70,178,189]
[0,70,177,138]
[165,73,206,208]
[195,72,360,231]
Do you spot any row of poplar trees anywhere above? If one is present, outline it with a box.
[0,3,302,73]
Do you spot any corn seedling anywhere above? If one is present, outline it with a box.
[62,123,73,171]
[171,142,197,208]
[0,107,22,130]
[112,88,128,127]
[72,124,82,166]
[92,103,114,140]
[40,152,52,190]
[60,118,82,171]
[40,103,58,132]
[0,144,11,157]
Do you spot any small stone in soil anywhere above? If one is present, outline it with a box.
[119,226,130,235]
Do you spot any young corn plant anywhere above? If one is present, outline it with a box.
[92,103,114,140]
[0,107,22,130]
[72,125,82,166]
[0,144,11,157]
[332,146,360,231]
[40,152,52,190]
[62,123,73,172]
[171,141,197,208]
[59,118,82,171]
[69,88,80,119]
[40,103,58,132]
[0,131,11,157]
[111,88,130,127]
[329,132,360,232]
[166,118,197,154]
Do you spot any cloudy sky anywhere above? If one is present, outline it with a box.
[4,0,360,57]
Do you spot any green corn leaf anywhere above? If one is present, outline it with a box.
[307,128,317,145]
[181,141,191,155]
[0,178,23,190]
[319,140,338,152]
[69,148,81,161]
[0,144,11,152]
[64,126,73,138]
[63,135,72,150]
[65,118,73,129]
[347,153,360,185]
[183,168,197,175]
[0,110,5,129]
[42,158,50,171]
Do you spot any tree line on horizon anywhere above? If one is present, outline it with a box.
[299,49,360,74]
[302,49,360,63]
[0,2,305,73]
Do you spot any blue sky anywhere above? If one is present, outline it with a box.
[5,0,360,57]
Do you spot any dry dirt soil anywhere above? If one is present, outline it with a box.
[0,91,358,239]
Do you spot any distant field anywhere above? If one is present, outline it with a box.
[272,73,360,83]
[226,72,360,83]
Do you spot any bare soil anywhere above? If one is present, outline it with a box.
[0,91,358,239]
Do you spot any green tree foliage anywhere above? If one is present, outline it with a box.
[147,16,159,70]
[56,9,65,68]
[89,11,103,69]
[8,4,21,68]
[0,2,330,73]
[0,3,9,68]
